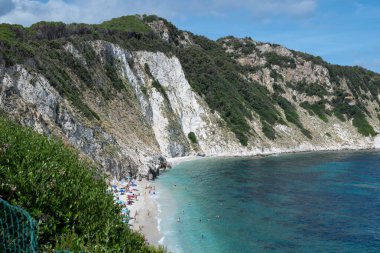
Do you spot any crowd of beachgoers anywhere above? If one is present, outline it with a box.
[108,177,161,244]
[107,157,199,246]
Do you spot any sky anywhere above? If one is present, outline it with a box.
[0,0,379,73]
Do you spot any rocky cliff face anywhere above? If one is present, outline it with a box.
[217,37,380,150]
[1,16,380,179]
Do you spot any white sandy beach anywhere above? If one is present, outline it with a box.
[110,156,200,249]
[114,179,163,246]
[131,157,202,247]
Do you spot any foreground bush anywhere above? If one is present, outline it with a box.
[0,116,165,252]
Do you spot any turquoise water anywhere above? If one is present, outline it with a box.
[156,150,380,253]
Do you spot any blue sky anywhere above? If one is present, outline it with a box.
[0,0,379,73]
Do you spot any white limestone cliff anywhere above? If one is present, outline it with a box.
[1,40,379,179]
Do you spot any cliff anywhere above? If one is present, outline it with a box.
[1,15,380,178]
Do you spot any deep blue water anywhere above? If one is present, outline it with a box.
[156,150,380,253]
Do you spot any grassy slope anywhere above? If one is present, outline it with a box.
[0,115,164,252]
[98,15,152,33]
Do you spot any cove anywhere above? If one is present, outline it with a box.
[156,150,380,253]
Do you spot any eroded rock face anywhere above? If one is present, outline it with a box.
[1,39,379,179]
[146,20,170,42]
[0,65,141,179]
[87,41,380,159]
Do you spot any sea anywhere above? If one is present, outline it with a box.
[155,150,380,253]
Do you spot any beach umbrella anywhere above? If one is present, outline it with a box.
[122,217,129,224]
[115,199,125,205]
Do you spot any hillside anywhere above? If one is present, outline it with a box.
[0,115,165,252]
[1,14,380,179]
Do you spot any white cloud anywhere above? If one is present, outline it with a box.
[0,0,79,25]
[0,0,318,26]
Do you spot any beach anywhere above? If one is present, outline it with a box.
[127,180,162,245]
[111,156,217,247]
[109,156,201,249]
[130,156,202,246]
[110,178,165,247]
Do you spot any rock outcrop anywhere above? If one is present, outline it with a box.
[1,17,380,179]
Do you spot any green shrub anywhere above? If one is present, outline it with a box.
[105,58,126,91]
[98,15,152,33]
[300,101,329,122]
[273,83,285,94]
[301,128,313,139]
[295,81,328,98]
[0,24,17,43]
[352,113,377,137]
[152,80,169,101]
[264,52,296,69]
[141,86,148,96]
[142,15,160,23]
[0,116,165,252]
[274,96,312,138]
[188,132,197,143]
[144,63,152,78]
[262,122,276,140]
[276,96,302,127]
[270,69,283,82]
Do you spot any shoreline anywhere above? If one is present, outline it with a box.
[111,179,163,247]
[125,146,380,250]
[125,180,163,246]
[167,146,380,167]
